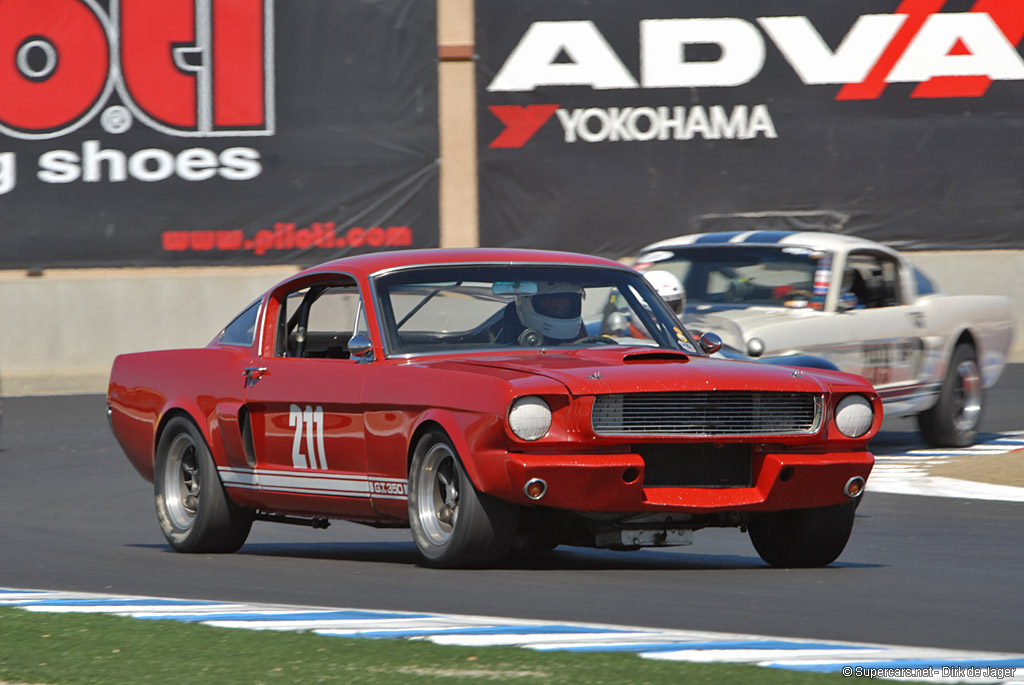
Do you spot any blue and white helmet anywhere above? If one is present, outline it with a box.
[644,270,686,315]
[516,282,584,340]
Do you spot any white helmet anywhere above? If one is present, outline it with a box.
[644,270,686,315]
[516,282,584,341]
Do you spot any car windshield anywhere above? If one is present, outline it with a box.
[373,264,699,356]
[637,245,831,309]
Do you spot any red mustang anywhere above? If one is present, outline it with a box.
[108,248,880,568]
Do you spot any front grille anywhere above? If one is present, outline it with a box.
[592,391,822,437]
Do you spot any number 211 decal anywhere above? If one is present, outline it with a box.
[289,404,326,469]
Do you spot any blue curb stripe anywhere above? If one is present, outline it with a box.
[316,625,626,639]
[135,610,434,623]
[534,639,875,654]
[773,657,1024,673]
[5,588,1023,677]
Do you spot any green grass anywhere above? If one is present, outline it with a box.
[0,606,850,684]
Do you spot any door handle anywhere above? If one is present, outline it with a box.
[243,366,268,387]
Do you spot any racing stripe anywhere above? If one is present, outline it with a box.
[692,232,744,244]
[739,231,796,243]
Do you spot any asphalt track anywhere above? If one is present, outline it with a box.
[1,368,1022,655]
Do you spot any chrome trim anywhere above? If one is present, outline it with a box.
[368,259,639,279]
[367,261,691,361]
[219,297,264,348]
[844,476,866,498]
[591,392,824,437]
[259,269,373,360]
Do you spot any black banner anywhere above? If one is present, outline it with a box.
[0,0,439,268]
[477,0,1024,256]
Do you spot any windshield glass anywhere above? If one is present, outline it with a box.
[636,245,831,310]
[373,264,699,356]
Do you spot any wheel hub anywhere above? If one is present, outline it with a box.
[952,360,982,432]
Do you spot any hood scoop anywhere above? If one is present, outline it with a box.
[621,350,690,364]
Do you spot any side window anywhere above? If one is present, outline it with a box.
[845,253,903,309]
[913,267,936,297]
[220,300,261,347]
[274,279,366,359]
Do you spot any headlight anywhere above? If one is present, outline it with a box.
[508,396,552,441]
[835,395,874,438]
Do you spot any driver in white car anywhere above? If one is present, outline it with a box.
[643,270,686,318]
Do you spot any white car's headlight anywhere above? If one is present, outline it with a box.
[508,397,552,441]
[835,395,874,438]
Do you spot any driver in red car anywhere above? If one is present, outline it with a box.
[499,282,586,345]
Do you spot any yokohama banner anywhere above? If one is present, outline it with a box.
[0,0,439,268]
[477,0,1024,256]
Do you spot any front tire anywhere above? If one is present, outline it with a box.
[408,430,518,568]
[917,344,983,447]
[748,501,857,568]
[154,416,253,553]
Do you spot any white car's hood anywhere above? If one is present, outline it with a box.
[685,305,804,348]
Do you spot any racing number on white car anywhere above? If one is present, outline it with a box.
[289,404,327,469]
[862,344,893,386]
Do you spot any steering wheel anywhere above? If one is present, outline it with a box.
[574,335,620,345]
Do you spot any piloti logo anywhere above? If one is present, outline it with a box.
[487,0,1024,148]
[0,0,274,140]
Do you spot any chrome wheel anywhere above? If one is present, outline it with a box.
[918,344,984,447]
[951,359,982,432]
[407,430,518,567]
[414,442,460,546]
[161,432,202,531]
[154,417,253,553]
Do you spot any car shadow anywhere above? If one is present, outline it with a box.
[132,541,880,571]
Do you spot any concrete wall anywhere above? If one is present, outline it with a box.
[0,267,300,394]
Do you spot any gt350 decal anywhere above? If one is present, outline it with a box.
[371,480,408,496]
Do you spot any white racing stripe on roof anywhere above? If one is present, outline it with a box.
[3,587,1023,679]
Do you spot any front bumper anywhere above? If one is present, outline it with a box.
[502,450,874,513]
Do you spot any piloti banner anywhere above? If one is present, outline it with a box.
[0,0,439,268]
[476,0,1024,257]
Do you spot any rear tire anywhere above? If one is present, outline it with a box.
[154,416,253,553]
[408,430,518,568]
[748,501,857,568]
[917,344,983,447]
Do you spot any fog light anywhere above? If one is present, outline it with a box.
[524,478,548,500]
[844,476,865,498]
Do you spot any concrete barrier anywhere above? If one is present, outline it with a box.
[0,251,1020,395]
[0,266,299,395]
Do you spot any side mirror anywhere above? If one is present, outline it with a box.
[347,334,374,362]
[698,331,723,355]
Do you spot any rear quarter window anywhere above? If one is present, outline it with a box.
[220,300,261,346]
[913,267,936,297]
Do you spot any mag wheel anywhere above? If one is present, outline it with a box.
[154,417,253,553]
[748,500,857,568]
[408,430,517,568]
[918,344,983,447]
